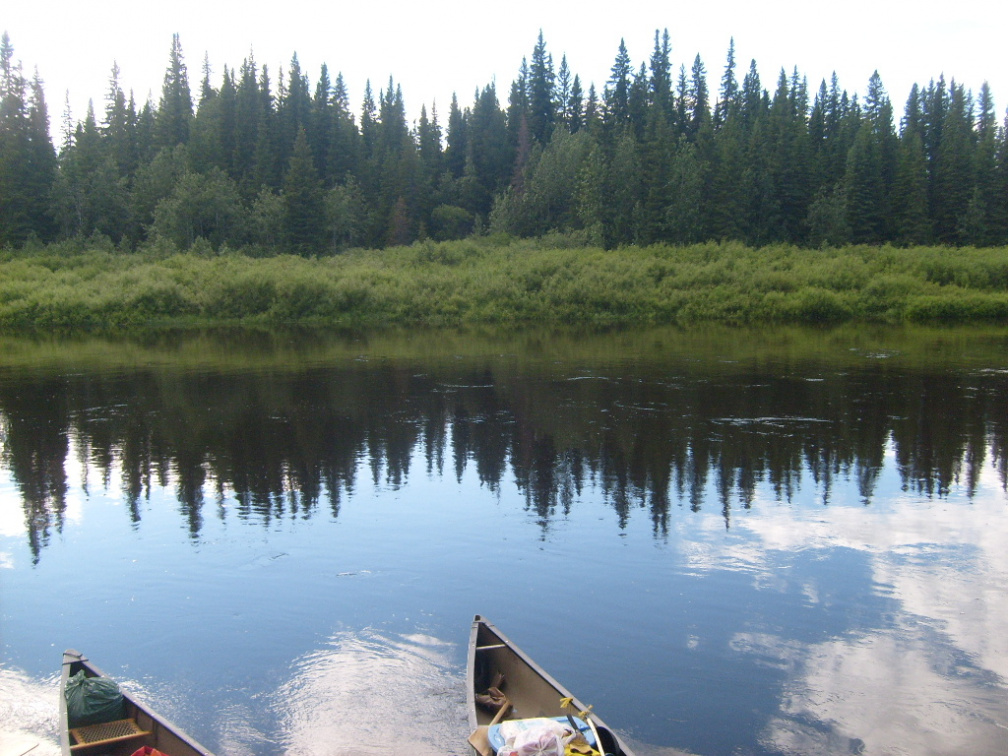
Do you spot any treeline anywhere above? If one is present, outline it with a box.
[2,29,1008,252]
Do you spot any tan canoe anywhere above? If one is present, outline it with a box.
[466,615,636,756]
[59,650,214,756]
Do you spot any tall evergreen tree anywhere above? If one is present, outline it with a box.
[992,110,1008,241]
[567,75,584,134]
[606,132,642,245]
[708,106,747,240]
[308,63,333,180]
[665,137,705,243]
[932,80,975,242]
[155,33,193,149]
[506,57,529,145]
[970,81,999,244]
[52,103,129,241]
[217,66,237,176]
[188,63,226,174]
[556,55,573,130]
[283,127,325,253]
[649,29,673,118]
[637,103,675,243]
[326,72,359,183]
[687,54,711,141]
[0,34,57,244]
[628,62,649,140]
[467,83,510,215]
[739,59,766,135]
[605,39,632,129]
[103,62,132,169]
[714,38,738,130]
[765,69,811,241]
[277,53,311,170]
[444,93,467,178]
[416,102,442,218]
[232,54,261,192]
[584,84,601,134]
[892,129,931,244]
[844,70,897,242]
[527,31,556,144]
[253,64,281,190]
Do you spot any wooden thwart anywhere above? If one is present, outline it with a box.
[69,718,149,751]
[468,696,511,756]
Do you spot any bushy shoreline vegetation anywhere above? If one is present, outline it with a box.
[3,237,1007,329]
[2,29,1008,257]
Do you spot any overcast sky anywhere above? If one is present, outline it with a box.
[5,0,1006,136]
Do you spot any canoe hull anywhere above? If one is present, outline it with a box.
[59,650,214,756]
[466,616,635,756]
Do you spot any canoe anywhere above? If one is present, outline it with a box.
[59,650,215,756]
[466,615,635,756]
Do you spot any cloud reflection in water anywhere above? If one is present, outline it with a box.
[271,629,468,756]
[683,464,1008,755]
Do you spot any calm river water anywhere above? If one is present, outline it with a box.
[1,326,1006,756]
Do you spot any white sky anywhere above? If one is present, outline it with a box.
[4,0,1006,137]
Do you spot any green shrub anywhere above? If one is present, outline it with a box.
[2,240,1008,329]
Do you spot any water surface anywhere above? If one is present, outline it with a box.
[1,326,1006,756]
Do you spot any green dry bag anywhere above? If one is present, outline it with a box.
[65,670,125,728]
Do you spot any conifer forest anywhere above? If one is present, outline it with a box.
[2,29,1008,254]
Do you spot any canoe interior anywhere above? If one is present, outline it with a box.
[467,617,632,756]
[59,651,213,756]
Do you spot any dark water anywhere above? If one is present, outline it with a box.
[1,327,1006,756]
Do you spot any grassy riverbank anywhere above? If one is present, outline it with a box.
[2,237,1008,328]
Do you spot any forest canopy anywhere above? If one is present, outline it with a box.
[2,29,1007,253]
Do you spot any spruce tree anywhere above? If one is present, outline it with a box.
[628,63,649,141]
[708,108,746,240]
[0,34,57,244]
[468,83,510,215]
[232,54,261,192]
[326,72,359,183]
[972,82,999,244]
[444,93,467,178]
[605,39,632,129]
[556,55,572,130]
[309,63,333,181]
[714,38,738,130]
[892,130,931,244]
[415,102,442,229]
[665,138,704,243]
[217,67,237,177]
[637,104,674,243]
[649,29,673,118]
[277,53,311,170]
[527,31,556,144]
[739,59,766,135]
[687,54,711,141]
[188,63,223,174]
[567,76,584,134]
[253,64,281,190]
[104,62,131,168]
[845,122,886,243]
[155,33,193,149]
[932,81,975,242]
[992,111,1008,242]
[283,127,325,254]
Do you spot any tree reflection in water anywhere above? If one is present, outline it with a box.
[2,333,1006,562]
